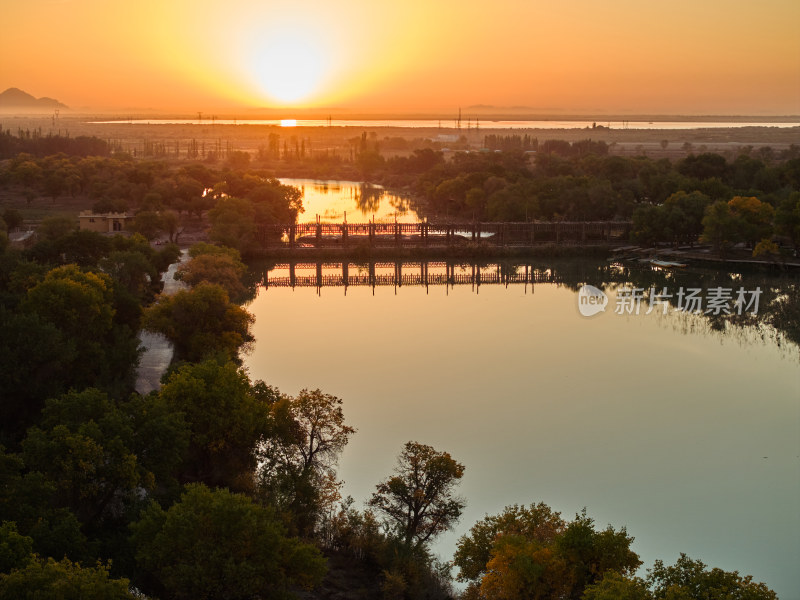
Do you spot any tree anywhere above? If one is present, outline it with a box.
[0,522,33,574]
[0,557,133,600]
[36,215,74,240]
[130,484,326,600]
[141,282,254,362]
[662,190,711,246]
[208,197,257,255]
[454,504,640,600]
[701,201,738,255]
[246,179,304,223]
[159,209,182,243]
[557,510,641,597]
[480,535,571,600]
[582,571,651,600]
[129,210,162,240]
[727,195,774,247]
[100,250,160,303]
[20,388,186,526]
[258,388,355,536]
[0,449,89,563]
[454,503,565,584]
[369,441,465,548]
[647,554,776,600]
[20,265,125,391]
[0,307,73,439]
[11,161,42,204]
[1,209,23,231]
[176,252,246,299]
[158,359,267,491]
[775,192,800,249]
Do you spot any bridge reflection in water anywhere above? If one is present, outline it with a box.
[255,261,576,295]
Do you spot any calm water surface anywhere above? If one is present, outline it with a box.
[278,178,418,223]
[243,260,800,599]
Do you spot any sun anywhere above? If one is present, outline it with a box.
[249,30,328,105]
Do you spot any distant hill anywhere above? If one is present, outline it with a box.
[0,87,68,110]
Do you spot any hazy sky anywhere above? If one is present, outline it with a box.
[2,0,799,114]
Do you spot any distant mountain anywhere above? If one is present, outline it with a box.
[0,88,68,110]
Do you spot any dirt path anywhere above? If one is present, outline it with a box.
[134,250,188,395]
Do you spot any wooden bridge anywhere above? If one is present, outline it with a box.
[256,220,631,249]
[256,261,573,291]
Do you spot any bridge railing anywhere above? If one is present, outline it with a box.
[256,221,631,249]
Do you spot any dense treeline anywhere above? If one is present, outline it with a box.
[0,127,110,159]
[0,150,305,255]
[408,146,799,228]
[3,135,799,257]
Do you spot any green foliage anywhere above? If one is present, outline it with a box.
[37,215,75,240]
[158,359,267,491]
[0,307,73,439]
[0,522,33,574]
[647,554,777,600]
[701,201,738,253]
[188,241,242,260]
[131,483,326,600]
[582,571,651,600]
[774,192,800,248]
[1,209,23,231]
[727,196,774,246]
[176,251,247,299]
[101,250,160,303]
[20,388,186,526]
[141,282,254,361]
[258,388,356,536]
[0,448,89,563]
[91,197,129,213]
[702,196,775,253]
[369,441,465,548]
[455,504,640,600]
[208,197,257,255]
[0,556,133,600]
[20,264,139,393]
[129,210,163,240]
[23,263,108,326]
[245,178,304,223]
[454,503,565,583]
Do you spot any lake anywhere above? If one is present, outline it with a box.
[278,178,419,223]
[243,258,800,599]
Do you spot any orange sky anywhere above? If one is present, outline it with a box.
[2,0,799,114]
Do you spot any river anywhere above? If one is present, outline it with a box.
[242,257,800,598]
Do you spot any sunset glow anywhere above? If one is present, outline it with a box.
[2,0,798,114]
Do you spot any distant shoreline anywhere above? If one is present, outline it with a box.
[1,110,799,123]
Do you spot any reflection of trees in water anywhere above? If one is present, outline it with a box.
[354,183,384,214]
[389,196,411,215]
[564,261,800,356]
[353,183,413,217]
[243,258,799,356]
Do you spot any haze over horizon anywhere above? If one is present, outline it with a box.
[3,0,799,116]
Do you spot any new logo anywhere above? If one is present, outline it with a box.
[578,285,608,317]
